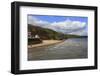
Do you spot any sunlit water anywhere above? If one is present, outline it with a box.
[28,38,88,61]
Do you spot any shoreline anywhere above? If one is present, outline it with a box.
[28,40,64,48]
[28,38,87,60]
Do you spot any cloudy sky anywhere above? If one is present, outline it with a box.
[28,15,88,36]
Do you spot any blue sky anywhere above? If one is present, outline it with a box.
[28,14,88,23]
[28,15,88,36]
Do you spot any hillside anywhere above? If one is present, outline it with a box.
[28,24,83,40]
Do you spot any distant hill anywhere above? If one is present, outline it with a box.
[28,24,84,40]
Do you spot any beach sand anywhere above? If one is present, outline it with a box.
[28,40,63,48]
[28,38,88,60]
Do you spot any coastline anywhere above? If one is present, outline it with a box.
[28,40,64,48]
[28,38,87,60]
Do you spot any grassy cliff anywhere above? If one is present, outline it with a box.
[28,24,82,40]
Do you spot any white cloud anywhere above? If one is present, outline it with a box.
[50,20,86,31]
[70,29,87,36]
[28,15,38,24]
[28,16,87,36]
[28,16,50,28]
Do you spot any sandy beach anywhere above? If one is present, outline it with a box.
[28,40,63,48]
[28,38,88,60]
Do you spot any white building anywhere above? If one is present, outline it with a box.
[35,34,40,38]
